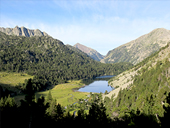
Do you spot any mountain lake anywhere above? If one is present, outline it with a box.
[78,75,115,93]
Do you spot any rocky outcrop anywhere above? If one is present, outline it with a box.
[0,26,49,37]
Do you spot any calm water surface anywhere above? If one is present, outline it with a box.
[78,75,115,93]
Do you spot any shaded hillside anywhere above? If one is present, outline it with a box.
[0,26,49,37]
[0,31,133,92]
[74,43,104,61]
[101,28,170,64]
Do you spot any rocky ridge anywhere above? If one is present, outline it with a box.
[0,26,49,37]
[74,43,104,61]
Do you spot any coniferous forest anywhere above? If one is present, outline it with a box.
[1,78,170,128]
[0,32,132,95]
[1,31,170,128]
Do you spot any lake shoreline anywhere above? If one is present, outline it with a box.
[72,84,87,92]
[75,75,115,93]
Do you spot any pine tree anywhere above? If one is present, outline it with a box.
[46,90,53,103]
[46,99,57,117]
[54,103,64,120]
[160,92,170,127]
[24,79,35,105]
[0,97,4,108]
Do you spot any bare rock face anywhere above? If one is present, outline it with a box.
[0,26,49,37]
[74,43,104,61]
[101,28,170,65]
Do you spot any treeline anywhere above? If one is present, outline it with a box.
[1,79,170,128]
[0,31,133,92]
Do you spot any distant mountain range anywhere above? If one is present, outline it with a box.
[101,28,170,65]
[0,26,49,37]
[0,26,105,62]
[2,26,170,65]
[73,43,104,61]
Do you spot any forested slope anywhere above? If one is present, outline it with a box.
[105,43,170,119]
[0,31,133,93]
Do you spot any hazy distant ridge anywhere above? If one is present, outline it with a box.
[74,43,104,61]
[0,26,49,37]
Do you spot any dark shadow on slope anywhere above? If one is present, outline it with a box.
[0,83,20,98]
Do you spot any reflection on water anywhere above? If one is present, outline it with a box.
[96,75,115,79]
[78,75,115,93]
[82,75,115,85]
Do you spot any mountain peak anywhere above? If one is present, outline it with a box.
[153,27,167,31]
[73,43,104,61]
[150,28,169,34]
[74,43,92,54]
[102,28,170,64]
[0,26,50,37]
[15,25,19,28]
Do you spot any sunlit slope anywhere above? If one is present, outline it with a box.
[106,42,170,99]
[74,43,104,61]
[101,28,170,65]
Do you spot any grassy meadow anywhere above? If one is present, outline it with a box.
[0,72,33,92]
[0,71,90,108]
[14,80,89,107]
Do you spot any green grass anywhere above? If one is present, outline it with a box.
[0,72,33,86]
[0,72,89,107]
[14,80,89,107]
[0,72,33,92]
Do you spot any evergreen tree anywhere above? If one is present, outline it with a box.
[160,92,170,128]
[46,90,53,103]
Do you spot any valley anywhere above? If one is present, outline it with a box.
[1,26,170,128]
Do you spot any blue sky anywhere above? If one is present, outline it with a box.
[1,0,170,55]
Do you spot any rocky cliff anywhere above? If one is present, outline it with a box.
[0,26,49,37]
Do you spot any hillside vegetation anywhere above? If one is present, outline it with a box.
[1,77,170,128]
[0,72,33,87]
[0,31,133,94]
[14,80,89,107]
[0,72,33,97]
[101,28,170,64]
[105,42,170,119]
[2,28,170,127]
